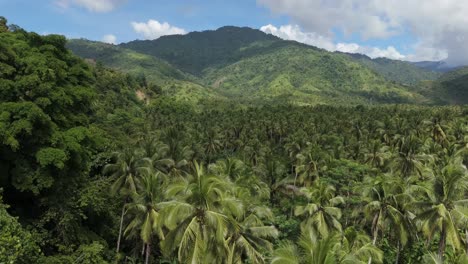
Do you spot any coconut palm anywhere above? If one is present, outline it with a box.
[124,170,166,264]
[160,162,244,263]
[225,206,278,264]
[271,227,382,264]
[295,180,344,238]
[295,147,329,187]
[413,158,468,261]
[104,149,145,253]
[361,174,414,264]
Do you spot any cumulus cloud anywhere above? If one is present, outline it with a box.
[261,24,405,60]
[102,34,117,44]
[258,0,468,65]
[131,20,187,40]
[55,0,126,12]
[261,24,335,51]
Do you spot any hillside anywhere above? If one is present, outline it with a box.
[77,26,430,105]
[412,61,456,72]
[344,53,441,85]
[204,45,428,104]
[67,39,223,104]
[120,26,284,75]
[67,39,192,83]
[418,67,468,104]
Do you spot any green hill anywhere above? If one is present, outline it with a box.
[71,26,435,105]
[120,26,283,75]
[344,53,441,85]
[67,39,223,104]
[203,45,428,104]
[67,39,190,84]
[418,67,468,104]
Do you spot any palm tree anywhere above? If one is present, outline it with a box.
[391,135,430,178]
[295,147,329,187]
[295,181,344,238]
[226,206,278,264]
[124,170,166,264]
[361,174,414,264]
[160,162,244,263]
[271,227,382,264]
[413,158,468,261]
[104,149,145,253]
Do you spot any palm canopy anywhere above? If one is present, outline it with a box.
[413,158,468,259]
[361,174,415,247]
[226,206,278,264]
[295,180,345,238]
[159,161,244,263]
[124,170,166,244]
[104,149,147,197]
[271,227,382,264]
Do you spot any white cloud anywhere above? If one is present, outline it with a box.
[258,0,468,65]
[261,24,405,60]
[102,34,117,44]
[336,43,405,60]
[261,24,335,51]
[131,20,187,40]
[55,0,126,13]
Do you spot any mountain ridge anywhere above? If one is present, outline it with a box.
[67,26,466,106]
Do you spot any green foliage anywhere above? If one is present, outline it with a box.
[0,192,42,263]
[120,26,282,75]
[71,26,436,106]
[418,67,468,105]
[3,19,468,264]
[345,53,441,85]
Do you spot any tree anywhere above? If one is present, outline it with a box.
[104,149,145,253]
[271,227,382,264]
[361,174,414,264]
[295,181,344,238]
[413,158,468,261]
[160,162,243,263]
[226,206,278,264]
[0,16,8,32]
[124,170,165,264]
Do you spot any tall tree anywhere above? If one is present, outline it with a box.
[414,158,468,261]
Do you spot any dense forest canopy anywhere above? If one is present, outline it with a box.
[1,17,468,264]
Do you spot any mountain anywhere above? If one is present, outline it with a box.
[120,26,284,75]
[418,67,468,104]
[203,44,427,104]
[411,61,457,72]
[67,39,223,104]
[67,39,190,84]
[71,26,433,105]
[343,53,441,85]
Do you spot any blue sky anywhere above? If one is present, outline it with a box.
[0,0,287,41]
[2,0,466,64]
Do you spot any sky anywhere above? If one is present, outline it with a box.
[2,0,468,65]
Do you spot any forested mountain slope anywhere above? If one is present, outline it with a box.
[120,26,283,75]
[70,27,432,105]
[344,53,441,85]
[418,67,468,104]
[67,39,223,104]
[203,44,427,104]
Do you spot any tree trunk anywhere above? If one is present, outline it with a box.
[116,203,126,253]
[465,229,468,255]
[368,213,380,264]
[395,241,400,264]
[438,225,446,261]
[145,242,151,264]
